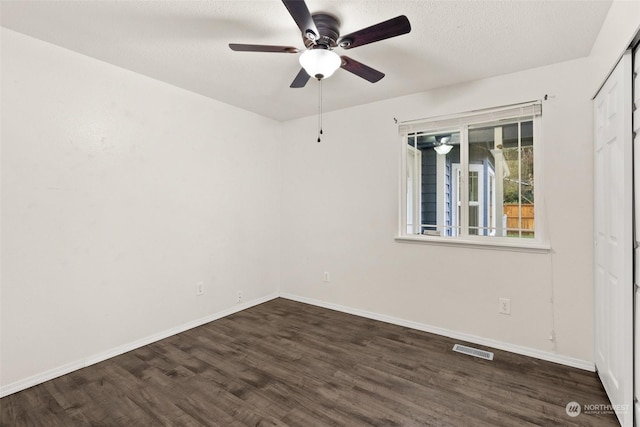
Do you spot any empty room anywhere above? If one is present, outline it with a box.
[1,0,639,426]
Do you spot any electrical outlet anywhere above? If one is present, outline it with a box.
[237,291,243,303]
[196,281,204,296]
[499,298,511,315]
[323,272,330,282]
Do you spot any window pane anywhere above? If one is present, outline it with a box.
[467,127,492,236]
[520,123,534,237]
[405,131,460,236]
[468,120,534,238]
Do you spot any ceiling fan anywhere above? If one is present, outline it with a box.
[229,0,411,88]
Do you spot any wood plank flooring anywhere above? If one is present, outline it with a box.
[1,298,619,426]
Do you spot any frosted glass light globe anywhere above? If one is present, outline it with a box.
[299,49,341,80]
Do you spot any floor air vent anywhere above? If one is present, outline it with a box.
[453,344,494,361]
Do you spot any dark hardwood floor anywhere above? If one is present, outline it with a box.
[1,298,619,426]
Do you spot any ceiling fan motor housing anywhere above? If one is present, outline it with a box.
[304,13,341,49]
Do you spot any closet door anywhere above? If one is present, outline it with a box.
[594,50,633,427]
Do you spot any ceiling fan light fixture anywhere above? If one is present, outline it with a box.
[299,49,341,80]
[434,137,453,155]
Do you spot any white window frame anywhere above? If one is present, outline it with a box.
[406,145,422,235]
[396,101,550,253]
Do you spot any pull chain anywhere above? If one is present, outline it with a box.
[317,79,323,143]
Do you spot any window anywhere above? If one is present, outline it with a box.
[397,102,547,250]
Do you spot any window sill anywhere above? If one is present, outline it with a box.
[394,235,551,253]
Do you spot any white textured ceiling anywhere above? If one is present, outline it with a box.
[0,0,612,121]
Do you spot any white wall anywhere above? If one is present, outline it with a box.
[280,57,594,364]
[0,29,281,390]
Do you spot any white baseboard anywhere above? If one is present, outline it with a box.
[0,293,279,398]
[279,293,595,372]
[1,290,595,398]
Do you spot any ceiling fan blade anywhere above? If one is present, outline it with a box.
[229,43,299,53]
[290,68,311,88]
[282,0,320,42]
[337,15,411,49]
[340,56,385,83]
